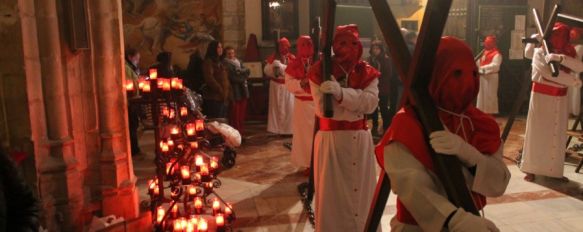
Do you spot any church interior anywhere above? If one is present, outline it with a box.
[1,0,583,231]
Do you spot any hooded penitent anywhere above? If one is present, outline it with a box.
[480,35,500,66]
[375,37,501,225]
[285,36,314,92]
[266,37,295,64]
[308,24,379,89]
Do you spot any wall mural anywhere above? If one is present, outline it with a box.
[122,0,222,70]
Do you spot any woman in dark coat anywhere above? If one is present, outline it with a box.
[202,41,230,118]
[223,46,250,134]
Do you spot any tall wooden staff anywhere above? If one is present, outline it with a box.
[366,0,480,230]
[321,0,336,118]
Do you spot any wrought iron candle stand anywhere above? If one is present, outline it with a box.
[126,69,236,232]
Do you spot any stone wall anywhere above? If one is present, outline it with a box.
[0,0,139,230]
[222,0,246,54]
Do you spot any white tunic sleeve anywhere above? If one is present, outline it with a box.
[383,142,457,231]
[533,48,580,87]
[284,73,307,95]
[469,145,511,197]
[264,61,286,78]
[524,43,535,59]
[480,54,502,75]
[338,78,379,114]
[560,55,583,73]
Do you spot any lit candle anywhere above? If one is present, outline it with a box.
[153,186,159,196]
[180,107,188,117]
[195,119,204,131]
[171,78,183,89]
[195,155,203,166]
[180,165,190,180]
[171,203,178,218]
[200,164,209,176]
[216,213,225,227]
[167,139,174,147]
[160,141,169,153]
[161,107,169,117]
[171,126,180,136]
[180,217,187,231]
[138,79,146,90]
[125,79,135,91]
[148,179,155,193]
[142,82,151,93]
[188,216,198,228]
[212,198,220,215]
[190,141,199,149]
[224,204,232,216]
[188,185,197,197]
[193,173,201,182]
[185,221,194,232]
[173,218,182,231]
[169,109,176,119]
[163,80,171,91]
[156,207,165,224]
[210,158,219,170]
[166,162,174,176]
[149,68,158,79]
[194,197,203,214]
[186,123,196,137]
[198,218,208,232]
[157,78,165,88]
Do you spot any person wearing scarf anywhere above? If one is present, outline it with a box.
[224,46,250,135]
[376,37,510,231]
[264,37,295,135]
[307,24,379,231]
[521,23,583,181]
[284,36,315,172]
[367,40,393,136]
[476,35,502,114]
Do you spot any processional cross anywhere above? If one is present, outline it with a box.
[365,0,480,231]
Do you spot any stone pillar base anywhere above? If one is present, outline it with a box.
[101,178,139,220]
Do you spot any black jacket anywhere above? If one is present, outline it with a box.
[224,60,250,101]
[0,152,39,232]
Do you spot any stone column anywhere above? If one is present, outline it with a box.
[33,0,83,230]
[89,0,139,219]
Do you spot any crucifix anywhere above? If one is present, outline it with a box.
[501,4,560,142]
[365,0,480,231]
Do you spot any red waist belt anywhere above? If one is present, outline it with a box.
[270,77,285,84]
[532,82,567,96]
[318,118,367,131]
[295,95,313,101]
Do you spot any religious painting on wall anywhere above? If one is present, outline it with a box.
[121,0,222,70]
[261,0,299,41]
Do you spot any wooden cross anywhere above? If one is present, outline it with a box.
[365,0,480,230]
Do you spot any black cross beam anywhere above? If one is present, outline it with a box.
[365,0,480,231]
[321,0,337,118]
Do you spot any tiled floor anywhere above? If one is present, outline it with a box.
[133,117,583,231]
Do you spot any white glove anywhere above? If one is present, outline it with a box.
[544,53,564,64]
[272,60,283,68]
[320,78,343,100]
[530,33,542,43]
[429,130,483,167]
[479,68,486,75]
[448,208,499,232]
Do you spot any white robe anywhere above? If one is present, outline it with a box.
[383,142,510,231]
[309,77,379,232]
[567,44,583,116]
[476,53,502,114]
[264,61,294,134]
[521,48,583,178]
[285,72,314,168]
